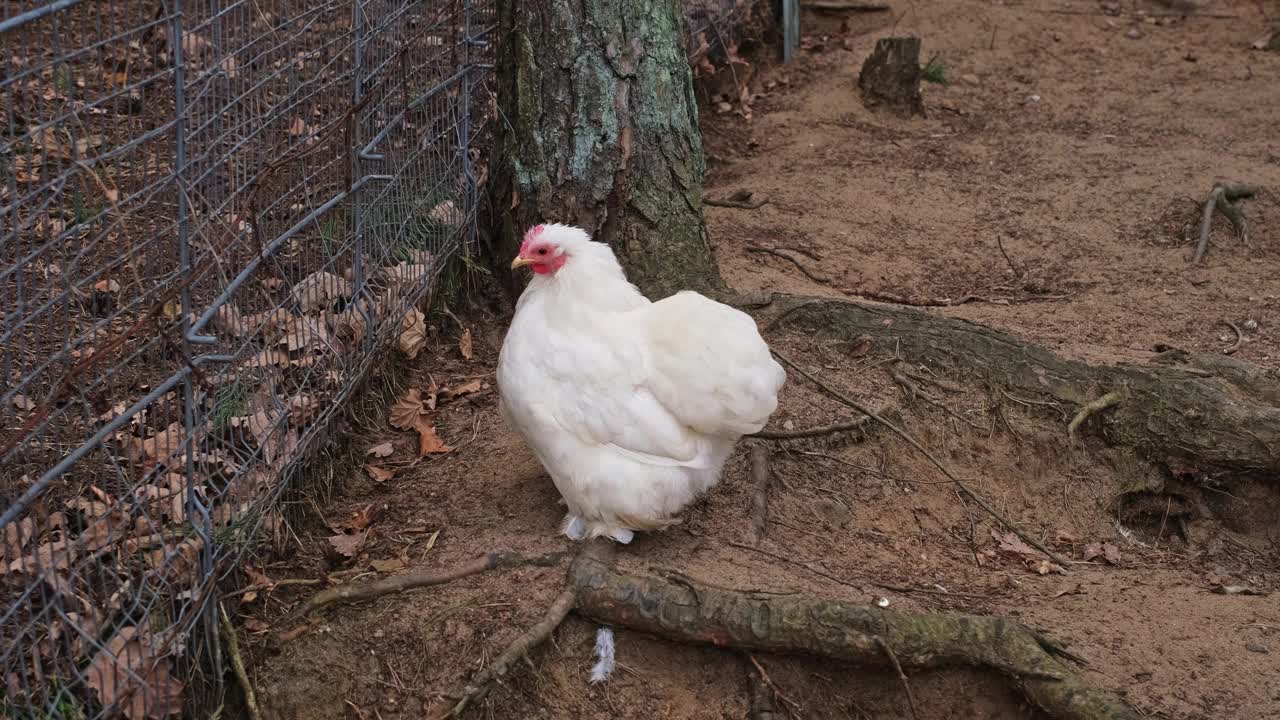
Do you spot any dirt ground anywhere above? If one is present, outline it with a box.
[248,2,1280,719]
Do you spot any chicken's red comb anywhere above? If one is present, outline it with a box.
[519,224,546,252]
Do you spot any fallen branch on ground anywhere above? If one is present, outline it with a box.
[1193,182,1257,264]
[771,349,1071,568]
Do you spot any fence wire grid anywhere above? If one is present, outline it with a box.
[1,0,777,717]
[2,0,492,716]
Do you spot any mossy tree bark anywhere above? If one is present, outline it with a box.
[487,0,723,300]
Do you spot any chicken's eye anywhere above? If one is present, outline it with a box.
[537,247,548,255]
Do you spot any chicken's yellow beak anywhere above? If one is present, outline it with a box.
[511,255,534,270]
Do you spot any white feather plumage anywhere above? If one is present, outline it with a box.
[589,627,616,684]
[497,224,786,543]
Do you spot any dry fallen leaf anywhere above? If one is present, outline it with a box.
[1053,584,1085,599]
[458,327,473,360]
[991,529,1036,557]
[94,279,121,294]
[85,626,185,720]
[327,529,368,558]
[385,262,432,285]
[1079,542,1122,565]
[1054,528,1078,545]
[1029,558,1067,575]
[365,464,394,482]
[246,348,292,369]
[11,394,36,411]
[389,389,428,431]
[366,442,394,458]
[291,271,350,312]
[1101,543,1122,565]
[429,199,459,225]
[388,389,452,456]
[399,308,427,359]
[341,503,379,532]
[442,379,484,400]
[370,557,405,573]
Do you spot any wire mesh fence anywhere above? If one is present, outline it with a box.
[2,0,772,717]
[1,0,492,716]
[685,0,776,67]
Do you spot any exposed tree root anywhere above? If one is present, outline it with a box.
[315,541,1139,720]
[221,603,263,720]
[749,403,896,441]
[1067,391,1123,442]
[758,294,1280,475]
[283,550,566,632]
[746,245,830,283]
[771,349,1072,568]
[707,190,770,209]
[744,654,784,720]
[1221,320,1244,355]
[570,551,1140,720]
[447,586,578,717]
[1193,182,1257,264]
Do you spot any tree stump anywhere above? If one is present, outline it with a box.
[857,36,925,117]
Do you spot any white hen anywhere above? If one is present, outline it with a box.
[496,223,786,544]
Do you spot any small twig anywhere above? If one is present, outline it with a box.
[1066,391,1123,442]
[845,289,980,307]
[750,445,772,543]
[1193,186,1225,264]
[220,603,263,720]
[771,350,1071,568]
[447,586,578,717]
[748,655,802,713]
[1221,320,1243,355]
[750,410,888,440]
[996,236,1023,277]
[746,246,830,283]
[744,655,781,720]
[1193,183,1257,263]
[802,0,890,11]
[1155,496,1173,551]
[705,192,770,209]
[728,540,863,591]
[875,637,920,720]
[873,583,992,600]
[286,550,565,624]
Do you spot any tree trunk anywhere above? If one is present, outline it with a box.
[487,0,723,300]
